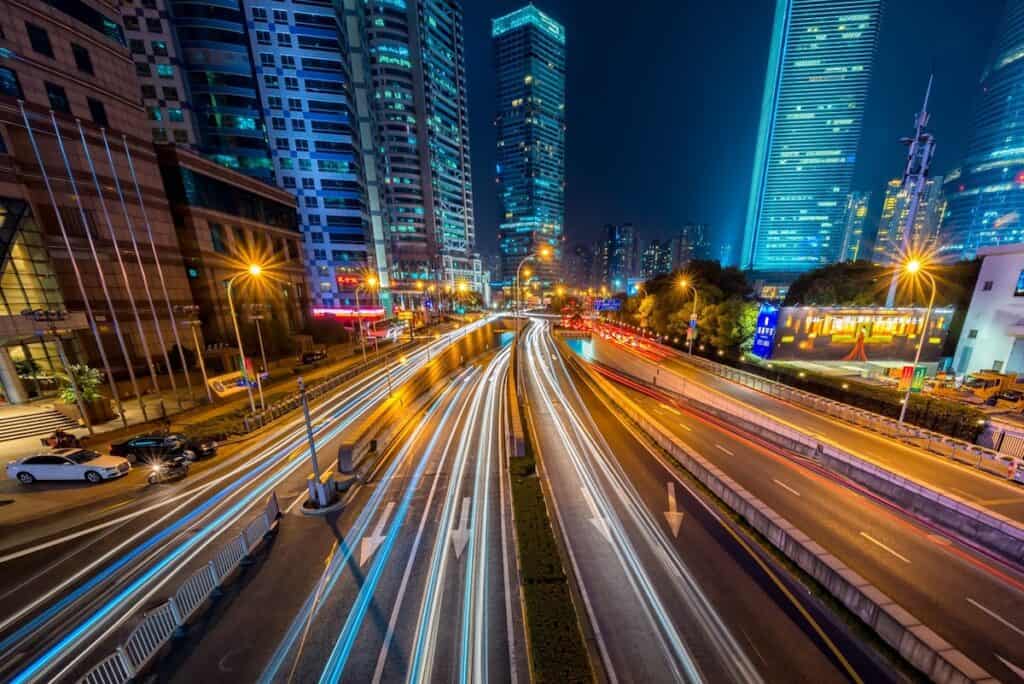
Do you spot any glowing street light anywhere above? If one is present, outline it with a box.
[678,277,699,355]
[227,263,266,413]
[898,257,937,423]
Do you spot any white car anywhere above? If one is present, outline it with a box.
[6,448,131,485]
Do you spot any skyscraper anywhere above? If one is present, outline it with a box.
[669,222,711,269]
[364,0,482,296]
[602,223,639,290]
[640,240,672,279]
[873,177,945,263]
[941,0,1024,259]
[840,191,870,261]
[741,0,882,276]
[493,4,566,286]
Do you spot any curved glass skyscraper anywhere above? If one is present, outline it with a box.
[741,0,882,277]
[941,0,1024,260]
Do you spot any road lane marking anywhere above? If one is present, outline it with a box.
[772,479,801,497]
[859,532,911,564]
[450,496,471,560]
[967,598,1024,638]
[580,486,611,543]
[715,444,734,456]
[656,404,681,416]
[360,501,395,566]
[664,481,684,537]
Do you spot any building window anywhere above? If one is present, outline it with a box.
[264,75,279,89]
[147,107,162,121]
[313,249,326,260]
[252,7,267,20]
[141,85,157,99]
[319,281,332,293]
[153,128,167,142]
[291,119,305,131]
[260,53,275,67]
[123,16,139,30]
[256,31,271,45]
[298,159,312,171]
[129,38,145,54]
[273,9,288,22]
[284,77,299,91]
[295,139,308,151]
[173,129,189,143]
[311,232,323,243]
[968,329,978,339]
[152,40,168,56]
[276,33,292,47]
[282,175,295,188]
[287,97,302,110]
[87,98,108,127]
[26,23,53,58]
[308,213,320,225]
[281,55,296,68]
[44,82,70,114]
[156,64,174,79]
[0,67,23,98]
[146,18,162,33]
[271,116,285,130]
[209,222,227,254]
[275,138,289,150]
[168,107,184,122]
[304,196,319,208]
[302,178,314,189]
[267,96,282,108]
[162,86,179,100]
[982,280,994,291]
[136,62,151,77]
[71,44,94,74]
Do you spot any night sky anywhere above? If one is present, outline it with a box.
[462,0,1005,263]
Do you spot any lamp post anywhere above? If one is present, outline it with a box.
[899,259,937,423]
[175,304,213,404]
[354,274,378,364]
[226,264,263,414]
[678,278,700,355]
[513,246,552,396]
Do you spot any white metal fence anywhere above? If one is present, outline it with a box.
[677,353,1024,484]
[78,493,281,684]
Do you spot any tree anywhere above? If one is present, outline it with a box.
[701,299,758,352]
[59,364,102,404]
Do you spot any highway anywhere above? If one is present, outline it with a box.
[0,318,497,683]
[521,319,889,683]
[579,342,1024,682]
[611,328,1024,522]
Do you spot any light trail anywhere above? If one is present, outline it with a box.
[3,319,493,683]
[523,320,763,684]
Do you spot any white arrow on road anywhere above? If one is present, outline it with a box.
[581,487,611,542]
[664,482,684,537]
[451,497,471,559]
[360,501,395,566]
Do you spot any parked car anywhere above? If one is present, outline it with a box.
[300,348,328,365]
[109,433,217,463]
[6,448,130,484]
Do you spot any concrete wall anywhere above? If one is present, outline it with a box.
[569,344,993,684]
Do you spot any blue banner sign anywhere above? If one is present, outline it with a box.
[751,304,779,359]
[593,298,621,311]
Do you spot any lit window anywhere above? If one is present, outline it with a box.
[156,64,173,78]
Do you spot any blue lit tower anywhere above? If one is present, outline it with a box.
[169,0,273,183]
[741,0,882,277]
[941,0,1024,259]
[364,0,482,297]
[493,5,566,286]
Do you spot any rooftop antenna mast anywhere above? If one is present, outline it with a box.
[886,74,937,306]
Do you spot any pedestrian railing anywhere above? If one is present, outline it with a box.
[78,493,281,684]
[242,340,417,432]
[677,353,1024,484]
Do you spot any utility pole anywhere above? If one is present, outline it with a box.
[886,75,937,307]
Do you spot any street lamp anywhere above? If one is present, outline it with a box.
[898,258,937,423]
[226,263,265,413]
[513,245,552,396]
[678,278,700,355]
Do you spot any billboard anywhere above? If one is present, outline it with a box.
[751,304,779,359]
[761,306,954,363]
[593,298,621,312]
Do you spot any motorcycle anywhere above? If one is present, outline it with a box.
[147,455,190,484]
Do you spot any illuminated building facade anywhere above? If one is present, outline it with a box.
[873,177,945,263]
[741,0,882,276]
[641,239,673,279]
[364,0,482,296]
[840,191,870,261]
[941,0,1024,259]
[493,4,566,286]
[602,223,639,290]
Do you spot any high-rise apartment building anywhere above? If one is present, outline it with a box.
[669,222,711,269]
[641,240,672,279]
[840,191,870,261]
[364,0,481,296]
[941,0,1024,259]
[602,223,639,290]
[493,4,566,286]
[873,177,945,263]
[741,0,882,276]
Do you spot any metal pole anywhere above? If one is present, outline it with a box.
[99,130,168,415]
[253,314,268,375]
[298,376,321,481]
[19,103,125,427]
[355,286,367,365]
[189,320,213,403]
[688,288,699,355]
[76,120,151,421]
[54,331,93,435]
[50,115,134,430]
[120,135,190,406]
[899,272,936,423]
[227,275,256,413]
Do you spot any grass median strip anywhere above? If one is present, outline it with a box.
[508,430,592,683]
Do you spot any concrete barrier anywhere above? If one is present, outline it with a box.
[589,334,1024,566]
[567,349,994,684]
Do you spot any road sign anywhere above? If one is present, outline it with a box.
[910,365,927,393]
[397,311,413,321]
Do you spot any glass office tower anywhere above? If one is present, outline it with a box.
[741,0,882,277]
[493,5,566,286]
[364,0,482,296]
[941,0,1024,259]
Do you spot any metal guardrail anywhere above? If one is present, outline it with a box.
[679,353,1024,484]
[242,340,417,432]
[78,493,281,684]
